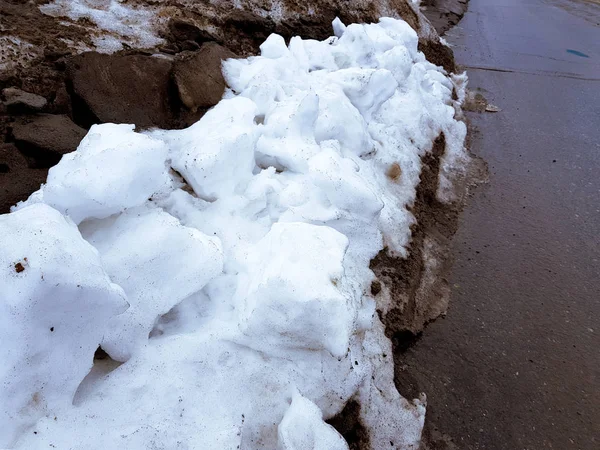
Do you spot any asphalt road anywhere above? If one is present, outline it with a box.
[397,0,600,448]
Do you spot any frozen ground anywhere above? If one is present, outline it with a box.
[0,17,468,450]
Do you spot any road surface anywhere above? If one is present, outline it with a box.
[397,0,600,448]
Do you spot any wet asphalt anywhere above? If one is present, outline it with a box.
[399,0,600,448]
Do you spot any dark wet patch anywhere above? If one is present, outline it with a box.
[327,400,370,450]
[566,49,589,58]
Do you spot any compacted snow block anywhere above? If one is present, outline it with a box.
[39,123,171,224]
[278,392,349,450]
[82,206,224,361]
[3,16,468,450]
[239,222,354,357]
[166,96,259,201]
[0,204,127,448]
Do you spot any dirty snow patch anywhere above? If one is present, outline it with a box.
[39,0,163,52]
[0,37,41,72]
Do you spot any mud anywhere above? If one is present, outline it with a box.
[327,400,370,450]
[417,39,457,77]
[0,0,91,101]
[371,135,457,337]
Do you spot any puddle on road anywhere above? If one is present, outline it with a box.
[566,49,590,57]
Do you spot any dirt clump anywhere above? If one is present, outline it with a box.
[389,0,421,31]
[225,9,276,38]
[386,162,403,182]
[11,114,86,167]
[66,52,176,129]
[173,43,237,113]
[463,89,489,112]
[418,39,456,73]
[3,87,47,113]
[327,400,370,450]
[167,18,218,47]
[0,143,48,213]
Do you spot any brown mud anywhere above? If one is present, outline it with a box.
[371,134,458,337]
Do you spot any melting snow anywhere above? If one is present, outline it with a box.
[1,17,467,449]
[40,0,164,52]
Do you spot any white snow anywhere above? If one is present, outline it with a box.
[80,206,224,362]
[2,17,466,450]
[0,204,128,447]
[37,123,172,224]
[278,392,349,450]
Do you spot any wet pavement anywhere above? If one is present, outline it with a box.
[398,0,600,448]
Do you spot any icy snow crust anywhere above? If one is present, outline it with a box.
[1,18,467,449]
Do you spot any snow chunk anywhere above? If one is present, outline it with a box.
[238,222,354,357]
[81,206,224,361]
[278,392,349,450]
[0,204,127,448]
[40,124,171,224]
[164,97,259,201]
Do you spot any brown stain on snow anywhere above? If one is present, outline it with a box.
[386,162,402,182]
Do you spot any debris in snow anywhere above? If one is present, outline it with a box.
[485,104,501,113]
[2,17,467,450]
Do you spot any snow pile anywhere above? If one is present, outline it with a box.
[40,0,164,52]
[1,17,466,449]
